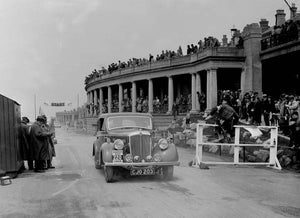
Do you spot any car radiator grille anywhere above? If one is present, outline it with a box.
[130,134,151,160]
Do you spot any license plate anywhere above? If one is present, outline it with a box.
[130,167,155,176]
[112,150,123,163]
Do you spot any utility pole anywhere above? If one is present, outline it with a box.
[77,94,79,109]
[34,94,36,119]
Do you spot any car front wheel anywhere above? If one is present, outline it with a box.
[104,166,114,183]
[162,166,174,180]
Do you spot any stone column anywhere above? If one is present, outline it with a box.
[93,89,97,116]
[190,73,197,113]
[148,79,153,113]
[206,68,218,111]
[132,82,137,112]
[108,86,112,113]
[196,72,201,111]
[241,23,262,94]
[119,84,123,112]
[86,92,90,116]
[89,91,93,116]
[99,88,103,114]
[167,76,174,113]
[240,68,246,96]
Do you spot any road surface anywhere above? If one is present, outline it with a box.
[0,127,300,218]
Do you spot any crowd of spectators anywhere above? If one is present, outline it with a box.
[261,19,300,50]
[85,33,243,85]
[86,94,194,115]
[218,90,300,148]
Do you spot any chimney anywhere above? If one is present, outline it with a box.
[275,9,286,26]
[290,3,297,19]
[259,19,270,32]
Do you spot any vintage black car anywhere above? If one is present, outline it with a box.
[92,113,180,182]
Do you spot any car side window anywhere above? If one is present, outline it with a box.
[98,118,104,131]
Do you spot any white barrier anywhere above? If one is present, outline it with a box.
[194,123,282,170]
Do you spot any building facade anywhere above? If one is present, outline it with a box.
[84,24,264,117]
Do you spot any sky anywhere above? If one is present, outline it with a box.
[0,0,297,121]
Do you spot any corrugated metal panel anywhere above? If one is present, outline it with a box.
[0,94,22,172]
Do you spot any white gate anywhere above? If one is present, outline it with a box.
[194,123,282,170]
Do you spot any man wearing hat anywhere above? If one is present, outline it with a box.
[29,116,53,172]
[41,115,55,169]
[286,95,299,115]
[18,117,33,170]
[205,99,239,141]
[261,94,273,126]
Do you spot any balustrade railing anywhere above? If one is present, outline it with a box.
[85,46,243,86]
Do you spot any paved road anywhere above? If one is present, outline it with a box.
[1,127,300,218]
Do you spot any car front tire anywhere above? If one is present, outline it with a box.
[104,166,114,183]
[94,150,102,169]
[162,166,174,180]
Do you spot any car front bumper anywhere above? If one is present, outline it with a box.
[104,161,180,167]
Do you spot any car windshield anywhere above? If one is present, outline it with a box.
[107,116,152,130]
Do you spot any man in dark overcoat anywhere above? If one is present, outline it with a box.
[41,115,55,169]
[29,116,52,172]
[18,117,33,170]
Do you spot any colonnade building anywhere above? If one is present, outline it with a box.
[84,7,300,118]
[85,24,262,117]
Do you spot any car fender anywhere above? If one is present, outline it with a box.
[153,143,179,162]
[100,142,114,163]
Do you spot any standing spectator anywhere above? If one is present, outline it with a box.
[185,112,191,128]
[30,116,52,173]
[253,96,263,125]
[172,103,179,120]
[187,45,192,55]
[177,46,183,56]
[18,117,33,170]
[149,54,153,62]
[42,115,56,169]
[286,95,299,115]
[261,94,273,126]
[289,112,300,148]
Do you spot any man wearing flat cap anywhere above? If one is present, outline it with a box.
[29,116,53,172]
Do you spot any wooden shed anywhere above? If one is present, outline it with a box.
[0,94,22,173]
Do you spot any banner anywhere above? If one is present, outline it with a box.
[44,102,72,107]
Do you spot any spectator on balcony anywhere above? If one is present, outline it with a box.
[149,54,154,62]
[187,45,192,55]
[177,46,183,56]
[160,50,165,60]
[198,40,203,52]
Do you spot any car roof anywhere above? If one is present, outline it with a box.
[98,112,153,119]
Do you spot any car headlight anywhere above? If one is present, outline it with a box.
[114,139,124,150]
[124,154,133,163]
[133,155,140,162]
[146,155,153,162]
[153,153,161,162]
[158,138,169,150]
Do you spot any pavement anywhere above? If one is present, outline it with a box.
[0,127,300,218]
